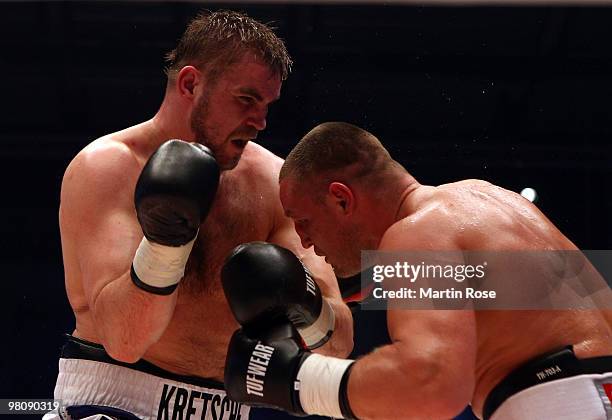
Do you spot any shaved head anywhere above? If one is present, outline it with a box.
[280,122,403,196]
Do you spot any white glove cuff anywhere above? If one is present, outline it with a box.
[298,297,335,349]
[296,353,354,418]
[131,236,196,294]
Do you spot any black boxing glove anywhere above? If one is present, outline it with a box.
[221,242,335,349]
[225,322,308,415]
[131,140,219,295]
[224,322,356,419]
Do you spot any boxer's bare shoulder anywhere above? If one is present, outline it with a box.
[379,182,486,250]
[386,179,570,251]
[63,139,135,192]
[229,140,284,187]
[61,123,158,196]
[59,126,154,258]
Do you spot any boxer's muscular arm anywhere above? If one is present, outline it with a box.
[60,142,176,362]
[267,181,353,358]
[346,219,477,419]
[346,309,476,419]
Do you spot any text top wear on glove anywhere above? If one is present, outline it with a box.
[224,322,357,419]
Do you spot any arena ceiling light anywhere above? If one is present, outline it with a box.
[520,187,538,203]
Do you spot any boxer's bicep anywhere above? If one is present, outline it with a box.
[389,309,476,410]
[387,308,477,381]
[78,207,141,309]
[347,309,476,419]
[60,147,141,311]
[382,215,476,369]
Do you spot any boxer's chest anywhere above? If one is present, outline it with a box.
[170,177,272,377]
[182,175,273,293]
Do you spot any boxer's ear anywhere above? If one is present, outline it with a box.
[328,182,354,215]
[176,66,201,99]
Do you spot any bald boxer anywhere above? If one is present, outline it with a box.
[223,122,612,419]
[51,13,352,420]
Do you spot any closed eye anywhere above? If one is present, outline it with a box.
[238,95,255,105]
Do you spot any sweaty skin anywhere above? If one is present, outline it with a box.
[281,177,612,419]
[59,56,352,382]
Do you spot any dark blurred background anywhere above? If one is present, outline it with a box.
[1,1,611,417]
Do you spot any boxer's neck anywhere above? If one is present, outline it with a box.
[390,173,420,223]
[359,172,419,248]
[150,91,195,147]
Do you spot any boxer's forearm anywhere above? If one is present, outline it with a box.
[93,271,177,363]
[346,343,471,419]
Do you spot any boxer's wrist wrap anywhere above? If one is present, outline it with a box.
[130,236,196,295]
[298,297,335,349]
[296,353,355,418]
